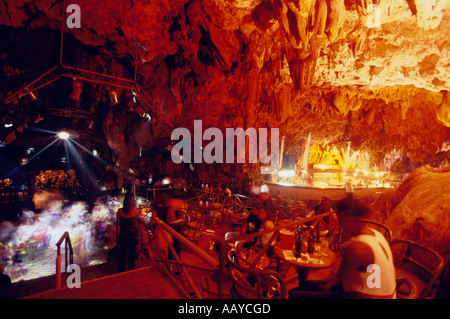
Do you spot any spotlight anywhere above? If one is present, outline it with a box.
[29,91,37,101]
[131,90,140,104]
[18,89,37,100]
[57,131,70,140]
[4,123,13,128]
[135,106,145,117]
[34,114,44,123]
[69,79,83,101]
[93,149,99,156]
[108,88,119,105]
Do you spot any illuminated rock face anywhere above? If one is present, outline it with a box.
[374,165,450,255]
[1,0,450,176]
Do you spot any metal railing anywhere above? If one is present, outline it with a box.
[151,201,335,299]
[153,216,218,299]
[131,187,338,298]
[55,231,74,289]
[214,211,336,298]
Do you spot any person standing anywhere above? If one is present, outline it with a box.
[117,193,139,272]
[0,264,12,299]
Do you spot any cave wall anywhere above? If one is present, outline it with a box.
[372,165,450,256]
[1,0,450,182]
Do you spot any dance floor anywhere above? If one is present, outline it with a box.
[1,190,118,283]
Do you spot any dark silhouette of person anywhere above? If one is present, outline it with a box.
[117,193,139,272]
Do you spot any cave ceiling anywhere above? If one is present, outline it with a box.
[1,0,450,176]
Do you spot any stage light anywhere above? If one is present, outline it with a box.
[34,114,44,123]
[132,90,140,104]
[57,131,70,140]
[108,88,119,105]
[69,79,83,101]
[29,91,37,101]
[4,123,13,128]
[93,149,99,156]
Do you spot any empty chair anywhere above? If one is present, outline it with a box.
[290,208,307,220]
[200,274,232,299]
[390,240,445,299]
[228,212,246,232]
[183,205,205,244]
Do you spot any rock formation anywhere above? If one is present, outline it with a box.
[373,165,450,256]
[0,0,449,180]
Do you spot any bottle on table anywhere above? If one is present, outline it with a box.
[307,226,315,254]
[295,225,302,257]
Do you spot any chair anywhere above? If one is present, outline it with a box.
[360,219,392,243]
[390,240,445,299]
[183,205,205,244]
[289,208,307,220]
[228,212,246,232]
[226,248,288,299]
[331,219,392,252]
[207,208,223,227]
[200,275,232,299]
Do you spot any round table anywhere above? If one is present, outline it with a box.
[274,243,337,284]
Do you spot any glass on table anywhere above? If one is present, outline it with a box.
[318,236,330,257]
[315,243,323,259]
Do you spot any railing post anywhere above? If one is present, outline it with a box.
[55,231,74,289]
[56,246,61,289]
[65,240,68,272]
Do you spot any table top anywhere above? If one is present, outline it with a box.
[274,243,337,270]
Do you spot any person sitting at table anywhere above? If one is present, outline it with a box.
[255,208,276,257]
[324,198,396,298]
[275,190,286,207]
[291,198,396,299]
[255,191,277,220]
[235,203,263,252]
[307,197,338,236]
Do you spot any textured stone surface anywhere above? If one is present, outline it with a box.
[1,0,450,176]
[373,165,450,256]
